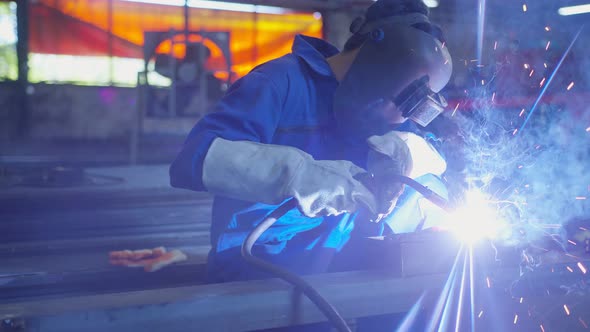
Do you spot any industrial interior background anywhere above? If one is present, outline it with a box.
[0,0,589,331]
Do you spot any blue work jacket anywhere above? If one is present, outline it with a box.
[170,35,433,281]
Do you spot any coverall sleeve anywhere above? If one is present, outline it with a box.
[169,70,284,191]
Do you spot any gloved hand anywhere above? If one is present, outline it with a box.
[364,130,447,222]
[202,138,377,217]
[365,131,413,219]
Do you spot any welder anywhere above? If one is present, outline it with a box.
[170,0,451,309]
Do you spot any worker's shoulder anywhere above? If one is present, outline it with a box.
[249,53,310,84]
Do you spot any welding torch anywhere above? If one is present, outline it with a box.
[241,174,451,332]
[362,173,452,214]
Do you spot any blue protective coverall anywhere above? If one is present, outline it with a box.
[170,35,446,283]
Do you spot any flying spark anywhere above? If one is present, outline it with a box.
[569,240,578,245]
[517,27,582,134]
[478,310,484,318]
[522,3,527,12]
[529,69,535,77]
[452,103,460,116]
[514,314,519,324]
[564,304,571,316]
[576,196,587,200]
[492,92,496,102]
[580,318,588,329]
[539,77,546,87]
[545,26,551,31]
[494,41,498,50]
[520,297,524,303]
[544,62,547,68]
[578,262,587,274]
[545,41,551,50]
[523,254,531,264]
[519,109,526,117]
[513,129,519,135]
[567,266,574,272]
[567,81,575,90]
[524,63,530,69]
[586,127,590,132]
[486,277,491,288]
[540,324,546,332]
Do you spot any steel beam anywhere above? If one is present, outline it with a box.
[1,270,456,332]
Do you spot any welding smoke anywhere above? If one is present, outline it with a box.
[451,94,590,248]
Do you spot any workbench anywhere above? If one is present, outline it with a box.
[2,165,589,331]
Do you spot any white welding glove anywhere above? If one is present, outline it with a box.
[366,131,413,217]
[366,131,413,178]
[202,138,377,217]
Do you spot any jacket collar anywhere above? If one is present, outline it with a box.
[292,35,339,77]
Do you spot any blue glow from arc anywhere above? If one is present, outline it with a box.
[395,245,484,331]
[469,248,476,332]
[437,261,460,332]
[454,253,469,331]
[517,26,584,134]
[476,0,487,66]
[425,246,463,331]
[396,293,426,331]
[417,245,483,332]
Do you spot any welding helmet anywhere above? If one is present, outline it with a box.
[333,12,452,139]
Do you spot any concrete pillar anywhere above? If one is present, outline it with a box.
[16,0,30,138]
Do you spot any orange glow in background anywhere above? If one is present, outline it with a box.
[31,0,323,80]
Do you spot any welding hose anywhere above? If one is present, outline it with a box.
[241,175,450,332]
[241,197,353,332]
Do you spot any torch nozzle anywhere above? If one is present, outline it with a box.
[390,175,453,213]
